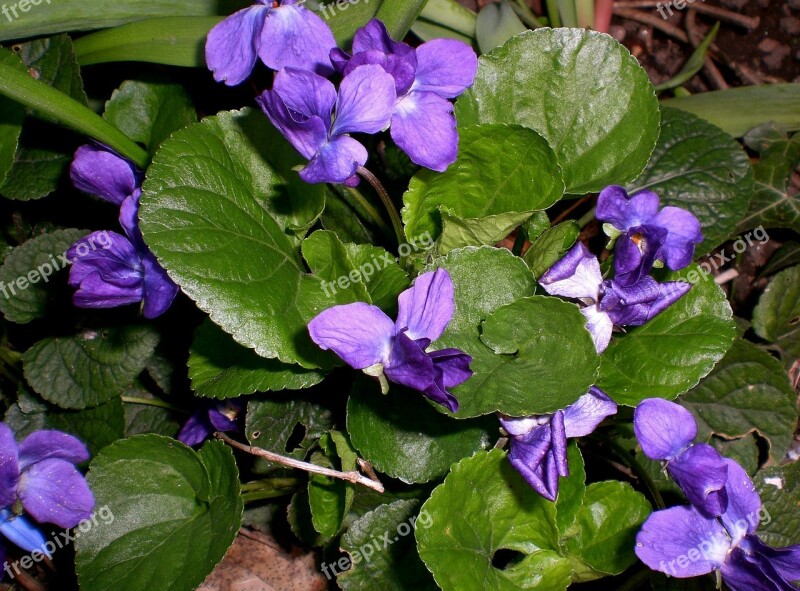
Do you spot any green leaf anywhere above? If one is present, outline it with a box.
[424,247,537,418]
[302,229,410,310]
[74,17,223,68]
[469,296,600,416]
[455,29,660,195]
[338,499,437,590]
[0,228,87,324]
[0,38,85,200]
[401,124,564,240]
[654,23,719,93]
[0,0,245,42]
[754,462,800,548]
[662,83,800,138]
[374,0,430,40]
[476,1,526,54]
[14,34,87,105]
[562,481,651,576]
[762,241,800,277]
[308,431,356,541]
[123,395,180,438]
[75,436,243,591]
[0,60,148,168]
[0,49,26,187]
[416,0,477,42]
[598,264,735,404]
[188,319,325,399]
[47,398,125,457]
[0,145,72,201]
[681,339,798,461]
[439,210,534,255]
[320,186,379,245]
[346,377,493,483]
[23,325,160,410]
[139,108,330,368]
[753,265,800,361]
[245,396,333,460]
[555,444,586,538]
[103,79,196,152]
[710,434,760,476]
[736,126,800,233]
[416,449,571,591]
[3,386,48,439]
[627,107,754,255]
[522,221,580,279]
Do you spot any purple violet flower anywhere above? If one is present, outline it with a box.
[332,19,478,171]
[636,457,800,590]
[0,423,94,530]
[258,65,396,186]
[308,268,472,412]
[68,146,178,319]
[178,399,244,447]
[539,243,691,354]
[634,398,729,517]
[597,185,703,287]
[205,0,337,86]
[500,387,617,501]
[0,508,49,567]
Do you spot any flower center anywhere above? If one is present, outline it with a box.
[631,232,647,254]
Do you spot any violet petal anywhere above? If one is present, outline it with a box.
[308,302,394,369]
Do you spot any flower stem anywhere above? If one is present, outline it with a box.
[358,167,405,246]
[577,206,597,229]
[242,488,297,503]
[120,396,186,413]
[216,431,385,493]
[345,186,394,241]
[240,477,301,492]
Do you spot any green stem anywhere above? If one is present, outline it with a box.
[242,488,297,503]
[546,0,562,26]
[240,478,301,493]
[512,0,546,28]
[576,0,595,28]
[0,63,149,169]
[345,186,394,241]
[577,206,596,228]
[120,396,186,413]
[557,0,579,27]
[357,167,404,245]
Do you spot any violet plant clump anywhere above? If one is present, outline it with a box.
[634,399,800,590]
[0,2,796,590]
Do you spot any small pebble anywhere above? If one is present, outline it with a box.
[609,25,626,43]
[782,16,800,34]
[758,38,781,52]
